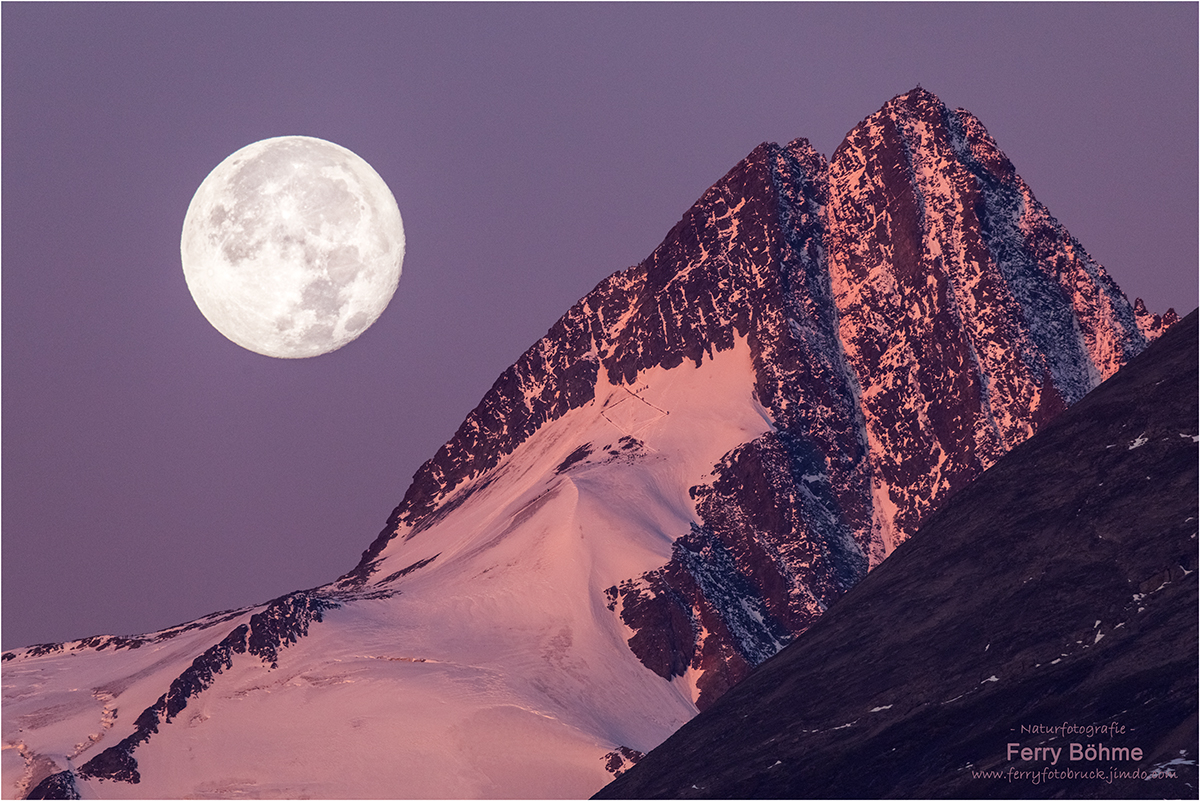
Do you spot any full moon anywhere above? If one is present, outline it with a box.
[181,136,405,358]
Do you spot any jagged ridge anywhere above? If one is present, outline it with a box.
[41,590,345,791]
[344,88,1170,712]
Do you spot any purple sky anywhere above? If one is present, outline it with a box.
[3,4,1196,651]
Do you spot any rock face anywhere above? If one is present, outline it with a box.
[2,89,1177,800]
[595,310,1198,800]
[355,87,1165,710]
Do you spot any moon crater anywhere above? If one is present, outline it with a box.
[181,136,404,359]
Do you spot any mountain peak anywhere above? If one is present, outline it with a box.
[4,91,1175,800]
[886,83,944,111]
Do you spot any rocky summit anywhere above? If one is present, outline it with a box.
[3,89,1178,800]
[596,310,1198,800]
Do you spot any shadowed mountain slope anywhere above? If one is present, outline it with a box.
[596,309,1198,800]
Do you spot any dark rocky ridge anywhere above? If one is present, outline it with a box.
[2,607,253,664]
[24,772,78,801]
[596,309,1198,799]
[344,88,1169,710]
[74,624,253,785]
[36,589,346,792]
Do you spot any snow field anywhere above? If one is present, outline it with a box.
[4,337,771,799]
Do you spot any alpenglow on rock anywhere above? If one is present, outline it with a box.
[4,88,1176,800]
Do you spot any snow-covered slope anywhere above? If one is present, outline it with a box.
[6,343,773,799]
[3,89,1175,799]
